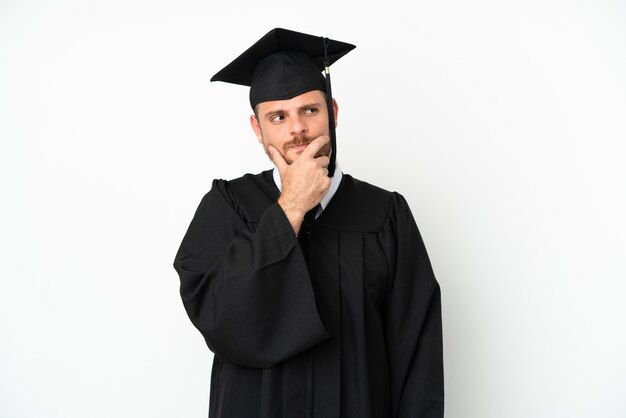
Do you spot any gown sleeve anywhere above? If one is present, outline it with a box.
[382,192,444,418]
[173,179,331,369]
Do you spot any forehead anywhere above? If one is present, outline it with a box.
[257,90,326,113]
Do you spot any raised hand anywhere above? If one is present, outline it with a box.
[269,135,331,235]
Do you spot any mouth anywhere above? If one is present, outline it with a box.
[289,143,309,153]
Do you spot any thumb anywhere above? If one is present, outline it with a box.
[269,146,288,172]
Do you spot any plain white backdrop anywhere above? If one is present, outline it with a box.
[1,0,625,417]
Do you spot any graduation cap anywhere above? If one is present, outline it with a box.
[210,28,356,177]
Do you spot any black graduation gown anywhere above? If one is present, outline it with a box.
[173,170,444,418]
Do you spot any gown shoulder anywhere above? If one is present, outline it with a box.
[316,174,398,233]
[207,170,278,223]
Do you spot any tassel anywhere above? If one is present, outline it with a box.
[323,37,337,177]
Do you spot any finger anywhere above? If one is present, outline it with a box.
[269,146,288,173]
[315,156,330,168]
[302,135,330,158]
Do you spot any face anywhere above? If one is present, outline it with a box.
[250,90,339,164]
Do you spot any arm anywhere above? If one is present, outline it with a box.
[383,193,444,417]
[173,179,330,368]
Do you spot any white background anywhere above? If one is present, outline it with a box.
[1,1,625,417]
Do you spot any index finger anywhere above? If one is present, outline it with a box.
[302,135,330,158]
[269,145,288,173]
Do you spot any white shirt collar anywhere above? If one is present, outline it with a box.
[272,161,343,219]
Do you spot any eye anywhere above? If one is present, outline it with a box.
[304,107,318,115]
[270,114,284,123]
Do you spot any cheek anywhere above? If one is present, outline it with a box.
[313,115,330,133]
[261,126,287,146]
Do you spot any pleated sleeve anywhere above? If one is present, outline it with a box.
[173,179,330,368]
[381,192,444,418]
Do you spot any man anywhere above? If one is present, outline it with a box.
[173,28,444,418]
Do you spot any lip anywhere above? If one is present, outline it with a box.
[289,144,309,152]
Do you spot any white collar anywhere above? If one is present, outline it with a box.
[272,162,343,219]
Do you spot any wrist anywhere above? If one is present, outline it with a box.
[278,197,305,234]
[278,197,304,217]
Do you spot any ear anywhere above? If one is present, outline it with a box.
[250,114,263,144]
[332,98,339,128]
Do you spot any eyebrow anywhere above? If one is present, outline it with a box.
[263,102,322,119]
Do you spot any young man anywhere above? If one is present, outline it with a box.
[173,28,444,418]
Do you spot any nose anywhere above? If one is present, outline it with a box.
[289,114,308,136]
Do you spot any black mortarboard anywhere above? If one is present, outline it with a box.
[210,28,355,177]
